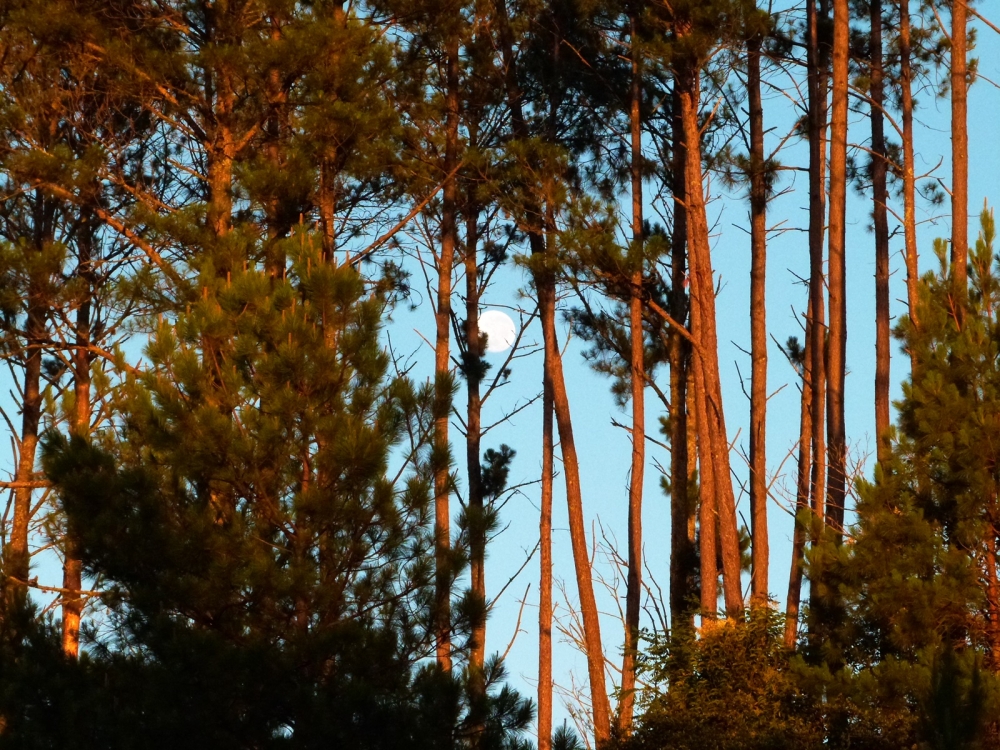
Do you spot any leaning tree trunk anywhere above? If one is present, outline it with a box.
[492,2,610,739]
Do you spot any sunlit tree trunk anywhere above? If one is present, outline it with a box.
[871,0,891,464]
[62,209,96,657]
[669,84,697,642]
[747,32,769,609]
[785,297,814,648]
[620,14,644,730]
[492,1,609,740]
[807,0,828,537]
[826,0,849,538]
[677,60,743,619]
[434,33,461,673]
[8,195,49,603]
[899,0,920,365]
[951,0,968,321]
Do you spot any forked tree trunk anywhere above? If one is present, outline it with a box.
[826,0,849,538]
[620,14,644,730]
[434,34,461,673]
[747,33,769,609]
[951,0,969,322]
[677,61,743,619]
[871,0,891,464]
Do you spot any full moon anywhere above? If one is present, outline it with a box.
[478,310,516,353]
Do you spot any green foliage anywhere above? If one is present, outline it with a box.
[0,235,535,748]
[621,612,824,750]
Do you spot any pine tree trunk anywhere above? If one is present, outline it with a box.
[465,190,487,715]
[669,84,697,642]
[785,298,814,648]
[492,5,609,738]
[538,374,554,750]
[9,272,43,597]
[62,210,95,657]
[871,0,891,465]
[434,34,460,674]
[747,34,769,609]
[8,191,51,603]
[899,0,920,365]
[620,16,644,728]
[951,0,968,315]
[826,0,849,538]
[464,24,489,714]
[540,188,612,743]
[807,0,828,536]
[678,62,743,619]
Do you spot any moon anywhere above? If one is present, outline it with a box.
[478,310,516,353]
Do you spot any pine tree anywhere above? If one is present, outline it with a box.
[35,236,533,747]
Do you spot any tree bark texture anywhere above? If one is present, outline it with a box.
[785,297,814,648]
[669,83,697,643]
[826,0,849,538]
[807,0,828,536]
[899,0,920,367]
[871,0,891,464]
[747,34,769,609]
[433,34,460,674]
[678,63,743,619]
[620,17,644,729]
[951,0,969,313]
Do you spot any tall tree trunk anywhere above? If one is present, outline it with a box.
[785,298,814,648]
[8,191,52,604]
[465,191,487,725]
[434,34,461,674]
[871,0,891,465]
[538,372,554,750]
[540,189,612,743]
[747,33,769,609]
[677,61,743,619]
[620,15,644,730]
[668,81,696,643]
[62,209,95,657]
[807,0,828,537]
[492,2,609,740]
[951,0,968,316]
[899,0,920,367]
[826,0,849,538]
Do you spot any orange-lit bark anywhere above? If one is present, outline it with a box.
[434,33,461,673]
[826,0,849,537]
[747,33,769,609]
[620,14,644,729]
